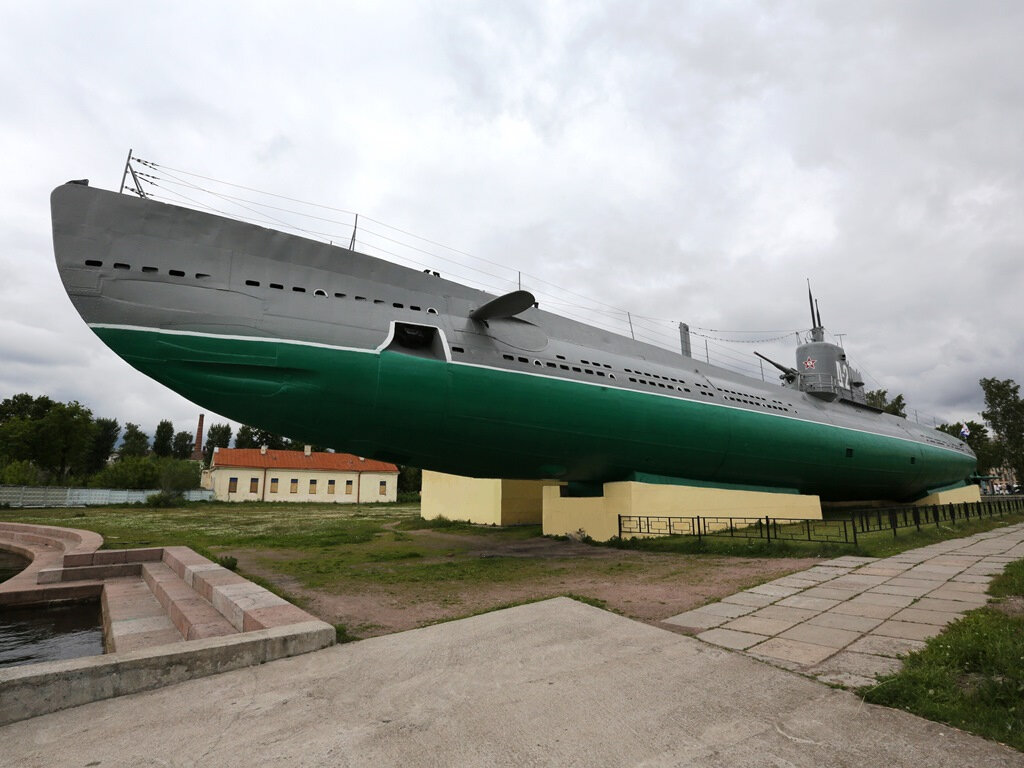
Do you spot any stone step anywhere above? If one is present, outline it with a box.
[142,562,239,641]
[161,547,312,632]
[102,579,183,652]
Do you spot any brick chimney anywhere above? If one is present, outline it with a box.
[191,414,205,461]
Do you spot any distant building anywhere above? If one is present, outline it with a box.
[204,446,399,503]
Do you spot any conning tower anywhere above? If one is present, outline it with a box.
[793,286,868,405]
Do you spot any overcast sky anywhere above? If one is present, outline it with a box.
[2,1,1022,443]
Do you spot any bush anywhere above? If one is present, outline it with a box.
[89,456,200,491]
[215,555,238,571]
[1,460,44,486]
[145,490,183,507]
[91,456,160,489]
[158,458,200,493]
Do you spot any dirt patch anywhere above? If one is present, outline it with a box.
[993,595,1024,618]
[224,532,819,638]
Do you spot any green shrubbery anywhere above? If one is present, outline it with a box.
[91,456,200,491]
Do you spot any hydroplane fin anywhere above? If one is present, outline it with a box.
[469,290,537,321]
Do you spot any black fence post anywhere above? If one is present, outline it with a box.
[850,519,857,546]
[889,509,897,538]
[696,516,702,542]
[913,507,920,531]
[765,515,771,543]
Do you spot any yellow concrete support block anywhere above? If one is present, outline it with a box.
[420,471,556,526]
[912,485,981,506]
[542,482,822,542]
[540,486,617,542]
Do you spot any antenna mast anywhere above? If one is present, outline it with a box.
[807,280,824,341]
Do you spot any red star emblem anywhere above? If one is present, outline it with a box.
[803,357,816,370]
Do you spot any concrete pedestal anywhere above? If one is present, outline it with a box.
[542,482,822,541]
[420,471,558,526]
[419,472,822,541]
[912,484,982,506]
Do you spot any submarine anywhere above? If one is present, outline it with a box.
[50,179,976,502]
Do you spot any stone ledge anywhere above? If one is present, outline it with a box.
[37,562,143,583]
[0,620,336,726]
[0,522,103,599]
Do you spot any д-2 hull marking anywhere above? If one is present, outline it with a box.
[53,181,976,502]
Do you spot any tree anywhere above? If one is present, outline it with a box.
[85,418,120,474]
[0,393,54,423]
[865,389,907,417]
[119,423,150,457]
[204,423,232,465]
[397,465,421,493]
[234,424,258,449]
[937,420,1000,475]
[0,415,37,466]
[980,377,1024,485]
[34,401,96,479]
[0,395,96,481]
[235,426,287,450]
[172,431,195,459]
[153,420,174,457]
[283,438,330,452]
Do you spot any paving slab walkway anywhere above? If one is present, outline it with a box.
[2,597,1021,767]
[664,522,1024,687]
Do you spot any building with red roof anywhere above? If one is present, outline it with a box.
[204,445,399,503]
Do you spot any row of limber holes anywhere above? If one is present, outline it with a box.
[244,279,439,315]
[82,259,439,315]
[490,352,795,412]
[500,352,618,379]
[85,259,210,279]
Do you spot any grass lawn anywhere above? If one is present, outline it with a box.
[861,559,1024,751]
[0,501,424,557]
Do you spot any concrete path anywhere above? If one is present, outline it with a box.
[665,522,1024,687]
[3,596,1022,766]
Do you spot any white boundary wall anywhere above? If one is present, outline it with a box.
[0,486,213,508]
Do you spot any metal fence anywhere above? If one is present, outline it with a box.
[0,485,213,508]
[618,497,1024,545]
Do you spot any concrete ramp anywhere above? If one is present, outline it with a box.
[2,597,1018,766]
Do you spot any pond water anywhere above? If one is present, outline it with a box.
[0,550,105,669]
[0,550,27,583]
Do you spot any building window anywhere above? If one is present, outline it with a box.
[228,477,238,494]
[379,480,387,496]
[270,478,278,494]
[309,479,317,494]
[249,477,259,494]
[290,478,298,494]
[345,479,353,495]
[328,479,336,495]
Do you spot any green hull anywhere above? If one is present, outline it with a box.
[95,326,975,502]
